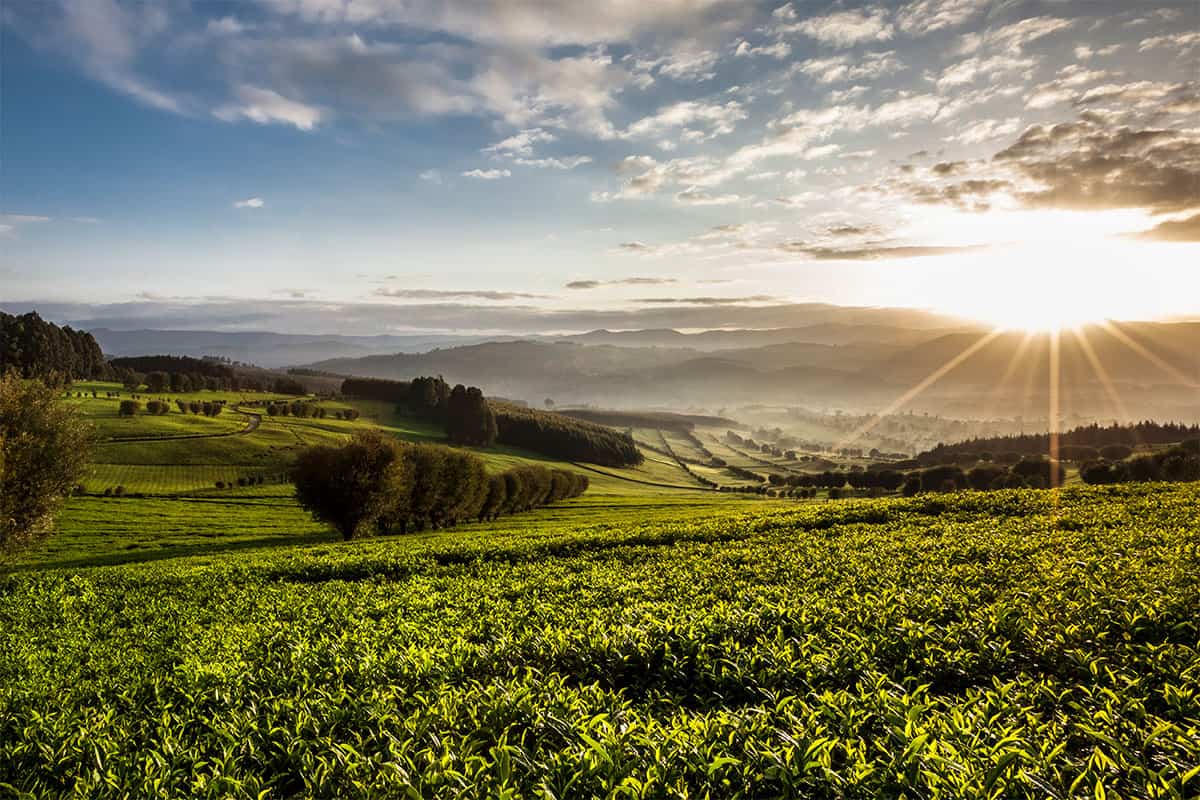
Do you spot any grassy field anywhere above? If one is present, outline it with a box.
[1,484,1197,797]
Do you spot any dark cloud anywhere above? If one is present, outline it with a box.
[374,288,551,300]
[779,242,989,261]
[867,172,1014,211]
[1128,213,1200,242]
[931,161,969,176]
[992,116,1200,213]
[824,223,884,237]
[564,276,678,289]
[633,295,778,305]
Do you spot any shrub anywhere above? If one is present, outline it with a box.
[1011,456,1066,487]
[1059,445,1100,462]
[920,465,966,493]
[1080,459,1124,485]
[118,399,140,417]
[292,431,409,540]
[1099,444,1133,461]
[967,464,1008,490]
[0,374,95,550]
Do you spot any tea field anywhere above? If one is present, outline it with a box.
[1,483,1198,797]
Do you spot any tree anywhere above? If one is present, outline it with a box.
[119,399,140,417]
[291,431,409,540]
[1099,444,1133,461]
[921,465,965,493]
[144,372,169,393]
[0,374,95,550]
[445,385,498,447]
[967,464,1007,490]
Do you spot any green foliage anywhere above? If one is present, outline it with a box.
[0,374,96,550]
[492,401,643,466]
[294,437,588,538]
[0,310,107,381]
[445,384,497,447]
[291,431,409,540]
[0,485,1197,796]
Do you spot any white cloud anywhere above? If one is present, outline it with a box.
[935,54,1036,91]
[796,52,904,85]
[0,214,51,237]
[1139,32,1200,54]
[657,48,721,82]
[484,128,556,156]
[233,197,265,209]
[262,0,736,48]
[946,117,1021,144]
[513,156,593,169]
[206,16,248,36]
[957,16,1074,55]
[624,100,748,141]
[733,40,792,59]
[674,187,742,205]
[462,168,511,180]
[418,169,443,184]
[793,9,894,48]
[896,0,988,35]
[214,85,323,130]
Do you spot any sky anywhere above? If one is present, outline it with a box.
[1,0,1198,335]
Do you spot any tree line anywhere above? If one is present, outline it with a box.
[0,311,107,383]
[341,377,641,466]
[265,400,358,420]
[108,355,308,395]
[1080,442,1200,485]
[919,421,1200,464]
[291,431,588,540]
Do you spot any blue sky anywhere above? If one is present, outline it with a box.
[1,0,1198,334]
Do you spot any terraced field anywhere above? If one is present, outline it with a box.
[2,484,1197,797]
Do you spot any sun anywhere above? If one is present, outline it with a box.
[908,209,1200,332]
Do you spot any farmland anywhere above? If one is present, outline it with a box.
[3,378,1198,797]
[2,484,1198,797]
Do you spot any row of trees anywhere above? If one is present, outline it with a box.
[176,399,225,417]
[492,402,642,467]
[1081,443,1200,485]
[107,356,309,396]
[0,312,107,382]
[919,422,1200,463]
[341,376,640,463]
[291,432,588,540]
[341,377,498,447]
[265,400,357,419]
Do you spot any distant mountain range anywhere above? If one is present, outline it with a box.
[79,312,1200,423]
[306,322,1200,422]
[87,329,505,368]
